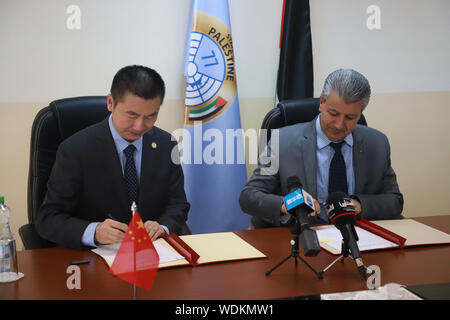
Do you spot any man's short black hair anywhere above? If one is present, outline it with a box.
[110,65,166,105]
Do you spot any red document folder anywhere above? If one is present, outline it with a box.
[315,217,450,255]
[92,232,267,269]
[314,218,406,255]
[163,232,200,265]
[355,217,406,248]
[158,232,266,268]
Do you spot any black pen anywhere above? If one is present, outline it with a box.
[108,213,119,221]
[69,259,90,265]
[108,213,126,233]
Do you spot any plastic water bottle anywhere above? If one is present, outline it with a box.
[0,196,23,282]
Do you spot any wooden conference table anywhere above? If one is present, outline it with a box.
[1,216,449,300]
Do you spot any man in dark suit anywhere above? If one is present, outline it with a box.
[36,65,190,249]
[239,69,403,228]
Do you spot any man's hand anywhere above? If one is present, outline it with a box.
[144,220,166,241]
[94,219,128,245]
[281,202,288,215]
[280,198,321,216]
[351,199,362,215]
[311,198,321,216]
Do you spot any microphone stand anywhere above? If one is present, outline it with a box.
[318,240,369,280]
[265,218,323,279]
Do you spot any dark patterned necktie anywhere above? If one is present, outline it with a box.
[328,142,348,195]
[123,144,139,206]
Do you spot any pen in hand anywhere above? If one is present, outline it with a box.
[107,213,126,234]
[94,214,129,245]
[108,213,119,221]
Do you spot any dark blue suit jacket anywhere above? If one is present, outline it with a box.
[36,118,190,249]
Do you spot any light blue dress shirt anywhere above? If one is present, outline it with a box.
[108,115,143,181]
[81,115,167,247]
[315,115,355,222]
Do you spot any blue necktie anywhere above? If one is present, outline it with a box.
[328,142,348,195]
[124,144,139,206]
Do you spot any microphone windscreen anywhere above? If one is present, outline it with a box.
[326,192,347,205]
[286,176,302,191]
[326,192,356,227]
[334,214,356,228]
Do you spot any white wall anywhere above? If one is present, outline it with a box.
[310,0,450,94]
[0,0,282,102]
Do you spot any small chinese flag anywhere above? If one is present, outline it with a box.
[109,210,159,290]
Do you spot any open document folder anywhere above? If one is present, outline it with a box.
[92,231,267,269]
[313,218,450,255]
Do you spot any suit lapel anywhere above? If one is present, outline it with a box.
[352,126,367,194]
[96,119,131,221]
[138,129,156,214]
[301,120,318,198]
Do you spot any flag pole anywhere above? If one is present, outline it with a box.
[132,202,137,301]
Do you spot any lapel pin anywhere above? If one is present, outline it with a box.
[151,142,157,149]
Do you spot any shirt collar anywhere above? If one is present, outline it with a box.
[108,114,143,153]
[315,114,353,150]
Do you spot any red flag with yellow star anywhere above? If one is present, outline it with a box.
[109,210,159,290]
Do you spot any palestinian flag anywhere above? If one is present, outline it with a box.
[276,0,314,103]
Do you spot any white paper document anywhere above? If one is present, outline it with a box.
[313,225,399,254]
[91,241,185,267]
[321,283,422,300]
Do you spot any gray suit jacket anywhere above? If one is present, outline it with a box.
[239,118,403,228]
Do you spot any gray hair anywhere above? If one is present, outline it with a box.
[320,69,371,110]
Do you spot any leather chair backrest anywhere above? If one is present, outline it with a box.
[27,96,109,224]
[260,98,367,143]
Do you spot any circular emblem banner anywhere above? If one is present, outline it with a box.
[185,12,237,125]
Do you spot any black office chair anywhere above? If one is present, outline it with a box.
[19,96,110,250]
[260,98,367,144]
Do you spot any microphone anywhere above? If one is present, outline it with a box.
[326,192,367,279]
[284,176,321,257]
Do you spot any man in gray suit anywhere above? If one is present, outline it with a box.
[239,69,403,228]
